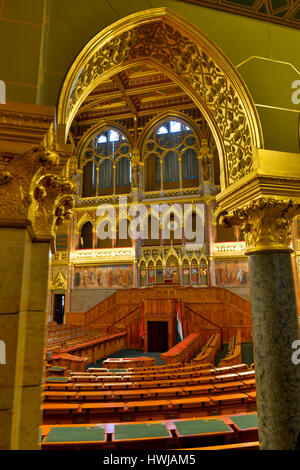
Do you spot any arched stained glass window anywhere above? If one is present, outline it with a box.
[79,127,132,197]
[143,117,200,191]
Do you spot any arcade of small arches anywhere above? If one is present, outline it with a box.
[77,114,220,198]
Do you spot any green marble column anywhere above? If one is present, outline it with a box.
[249,251,300,450]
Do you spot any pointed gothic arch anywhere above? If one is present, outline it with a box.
[57,8,263,189]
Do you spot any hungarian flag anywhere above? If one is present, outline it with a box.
[176,300,183,343]
[139,301,145,341]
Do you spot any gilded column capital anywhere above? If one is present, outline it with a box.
[218,198,300,254]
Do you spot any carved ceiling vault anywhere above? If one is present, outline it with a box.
[71,64,211,144]
[181,0,300,29]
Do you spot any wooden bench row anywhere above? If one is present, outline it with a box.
[40,412,259,449]
[43,378,256,404]
[85,362,248,377]
[44,371,256,393]
[64,368,255,385]
[219,329,242,367]
[45,332,128,371]
[42,390,257,425]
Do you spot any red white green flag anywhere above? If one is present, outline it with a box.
[177,300,183,343]
[139,301,145,341]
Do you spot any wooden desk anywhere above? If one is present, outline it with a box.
[213,381,245,392]
[111,421,174,450]
[183,384,215,395]
[209,392,249,415]
[103,357,156,369]
[40,411,260,450]
[42,423,106,450]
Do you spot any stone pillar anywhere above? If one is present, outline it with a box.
[220,198,300,449]
[5,234,50,450]
[0,228,46,450]
[0,146,74,450]
[249,251,300,450]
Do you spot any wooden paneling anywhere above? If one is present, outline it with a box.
[66,286,252,351]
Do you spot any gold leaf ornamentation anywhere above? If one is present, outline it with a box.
[66,21,255,186]
[219,198,300,254]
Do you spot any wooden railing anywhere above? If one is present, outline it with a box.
[65,286,252,348]
[106,305,140,334]
[184,304,223,345]
[160,333,202,365]
[219,329,242,367]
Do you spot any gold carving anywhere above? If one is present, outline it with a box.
[29,174,74,240]
[68,22,253,185]
[70,247,134,264]
[0,170,13,185]
[0,145,75,241]
[58,9,263,189]
[0,146,60,222]
[219,198,300,254]
[52,268,67,290]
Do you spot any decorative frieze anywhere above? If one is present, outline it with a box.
[70,247,135,264]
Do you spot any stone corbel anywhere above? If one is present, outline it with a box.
[0,145,75,240]
[0,146,59,223]
[28,174,74,241]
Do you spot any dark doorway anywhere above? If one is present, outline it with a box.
[53,294,65,325]
[147,321,168,352]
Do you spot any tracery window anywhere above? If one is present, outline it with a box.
[80,127,132,197]
[143,117,199,191]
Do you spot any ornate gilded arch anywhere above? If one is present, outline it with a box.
[76,212,96,234]
[57,8,263,189]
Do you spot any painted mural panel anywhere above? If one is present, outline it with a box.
[215,260,249,287]
[191,266,199,285]
[148,268,155,285]
[182,267,190,285]
[74,265,134,289]
[200,265,208,285]
[156,268,163,284]
[140,268,147,287]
